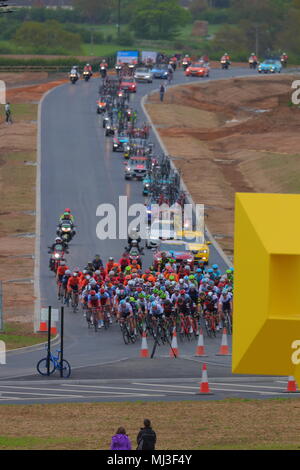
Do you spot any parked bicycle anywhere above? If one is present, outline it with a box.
[36,349,71,378]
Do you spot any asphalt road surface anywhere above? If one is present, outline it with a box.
[0,66,292,402]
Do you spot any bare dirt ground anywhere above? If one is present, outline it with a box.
[146,74,300,258]
[0,74,67,328]
[0,398,299,449]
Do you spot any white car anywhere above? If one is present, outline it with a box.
[145,220,176,248]
[134,67,153,83]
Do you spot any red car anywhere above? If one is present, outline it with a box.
[153,241,194,271]
[185,63,210,77]
[120,77,137,93]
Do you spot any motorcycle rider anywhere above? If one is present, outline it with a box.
[48,237,68,270]
[59,208,74,224]
[92,254,103,270]
[280,52,288,66]
[221,53,230,66]
[127,228,143,253]
[69,65,80,81]
[83,63,93,77]
[100,59,108,78]
[248,52,258,67]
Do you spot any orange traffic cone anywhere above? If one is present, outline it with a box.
[195,329,207,357]
[285,376,298,392]
[39,321,47,332]
[216,328,231,356]
[140,330,149,358]
[50,324,58,336]
[198,363,213,394]
[169,327,179,358]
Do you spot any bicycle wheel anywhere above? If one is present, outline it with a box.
[121,325,130,345]
[205,319,212,338]
[37,357,55,376]
[59,359,71,378]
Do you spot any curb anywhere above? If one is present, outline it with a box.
[6,334,60,356]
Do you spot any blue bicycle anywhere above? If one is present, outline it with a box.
[36,349,71,378]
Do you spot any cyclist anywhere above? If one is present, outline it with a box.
[118,299,136,334]
[67,272,80,306]
[92,254,103,270]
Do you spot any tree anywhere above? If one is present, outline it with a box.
[72,0,116,23]
[130,0,191,39]
[14,20,82,52]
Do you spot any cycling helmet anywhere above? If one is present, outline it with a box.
[109,270,115,276]
[65,270,71,275]
[226,269,231,274]
[152,301,158,308]
[212,264,218,269]
[95,270,100,275]
[169,275,175,281]
[90,290,96,296]
[64,208,71,213]
[85,275,91,280]
[55,237,62,242]
[73,272,78,277]
[120,299,126,305]
[108,257,114,261]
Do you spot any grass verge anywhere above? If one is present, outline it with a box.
[0,322,53,350]
[0,398,300,450]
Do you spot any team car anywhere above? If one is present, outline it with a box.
[119,77,137,93]
[258,59,282,74]
[134,67,153,83]
[153,240,194,271]
[185,62,210,77]
[177,230,211,266]
[112,132,129,152]
[150,64,169,79]
[124,156,148,180]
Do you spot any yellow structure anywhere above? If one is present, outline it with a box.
[233,193,300,386]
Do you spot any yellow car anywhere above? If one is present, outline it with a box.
[186,242,211,265]
[176,230,211,265]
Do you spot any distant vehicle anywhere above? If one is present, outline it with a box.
[113,132,129,152]
[150,64,169,79]
[119,77,137,93]
[153,240,194,271]
[258,59,282,74]
[185,62,210,77]
[134,67,153,83]
[124,156,148,180]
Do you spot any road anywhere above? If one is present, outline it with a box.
[0,65,292,401]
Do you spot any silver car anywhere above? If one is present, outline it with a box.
[134,67,153,83]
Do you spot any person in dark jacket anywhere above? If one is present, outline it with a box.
[110,427,132,450]
[136,419,156,450]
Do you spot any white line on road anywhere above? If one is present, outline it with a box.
[133,382,285,390]
[62,384,196,395]
[0,384,159,396]
[0,390,83,398]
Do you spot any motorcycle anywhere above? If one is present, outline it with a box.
[249,59,257,69]
[100,66,107,78]
[48,246,65,272]
[83,70,91,82]
[280,57,288,67]
[96,100,107,114]
[182,61,190,71]
[57,221,76,242]
[125,246,144,267]
[70,73,79,84]
[221,60,230,70]
[115,64,122,76]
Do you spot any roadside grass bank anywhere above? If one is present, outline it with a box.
[0,398,299,450]
[0,77,66,343]
[0,322,53,350]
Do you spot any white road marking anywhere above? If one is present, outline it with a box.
[62,384,196,395]
[0,390,83,398]
[133,382,285,390]
[0,385,157,396]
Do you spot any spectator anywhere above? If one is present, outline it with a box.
[136,419,156,450]
[5,102,12,124]
[110,426,132,450]
[159,84,166,102]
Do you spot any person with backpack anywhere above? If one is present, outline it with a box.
[110,426,132,450]
[136,419,156,450]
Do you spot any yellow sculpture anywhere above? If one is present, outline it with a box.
[232,193,300,386]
